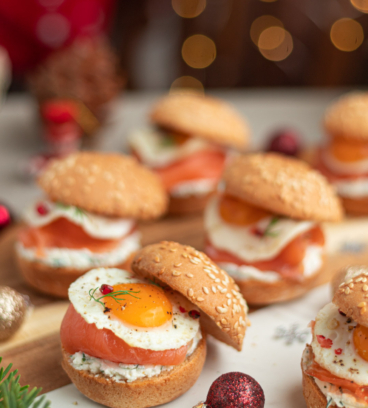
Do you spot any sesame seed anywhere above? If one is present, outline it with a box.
[212,286,217,294]
[188,288,194,297]
[358,302,366,308]
[356,277,364,283]
[221,318,228,325]
[186,273,194,278]
[174,263,182,267]
[182,253,188,258]
[345,288,351,295]
[172,271,181,277]
[363,285,368,292]
[217,285,224,291]
[190,258,199,265]
[222,280,228,286]
[216,306,228,314]
[203,287,209,294]
[215,278,221,283]
[208,274,216,280]
[158,268,164,275]
[197,297,204,302]
[339,282,345,288]
[347,279,353,284]
[349,283,354,289]
[226,293,232,298]
[169,248,177,252]
[363,278,367,283]
[234,321,239,329]
[220,288,227,294]
[227,299,232,306]
[154,256,160,263]
[223,328,230,332]
[362,308,367,315]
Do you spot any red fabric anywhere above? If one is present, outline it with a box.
[0,0,115,73]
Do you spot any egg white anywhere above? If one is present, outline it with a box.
[204,196,318,262]
[128,127,216,169]
[322,148,368,176]
[311,302,368,386]
[69,268,201,351]
[23,200,135,240]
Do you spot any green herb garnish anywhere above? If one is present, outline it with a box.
[89,288,140,307]
[326,397,333,408]
[262,216,280,238]
[0,357,50,408]
[55,202,87,219]
[82,353,86,362]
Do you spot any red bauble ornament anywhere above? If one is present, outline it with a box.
[0,204,13,233]
[266,129,301,157]
[203,372,265,408]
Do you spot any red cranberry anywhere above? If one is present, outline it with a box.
[189,310,200,319]
[335,348,343,355]
[100,284,114,295]
[179,306,186,313]
[36,203,49,216]
[266,129,301,157]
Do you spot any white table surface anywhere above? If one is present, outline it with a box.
[0,89,348,214]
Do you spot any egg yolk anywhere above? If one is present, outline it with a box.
[329,138,368,163]
[103,283,173,328]
[219,195,272,226]
[353,324,368,361]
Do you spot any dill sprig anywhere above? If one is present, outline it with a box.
[0,357,50,408]
[262,216,280,238]
[89,287,140,307]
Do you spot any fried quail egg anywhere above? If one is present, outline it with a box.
[311,302,368,385]
[69,268,200,351]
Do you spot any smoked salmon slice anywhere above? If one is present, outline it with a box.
[19,218,132,254]
[60,305,188,366]
[205,226,324,280]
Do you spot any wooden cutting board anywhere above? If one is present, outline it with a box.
[1,215,368,394]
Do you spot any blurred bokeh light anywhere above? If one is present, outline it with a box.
[170,75,204,92]
[182,34,216,68]
[172,0,206,18]
[258,27,293,61]
[330,18,364,52]
[351,0,368,13]
[250,15,284,46]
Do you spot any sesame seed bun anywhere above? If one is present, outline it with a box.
[38,152,168,220]
[302,346,333,408]
[333,266,368,326]
[150,93,249,149]
[223,153,343,222]
[15,251,133,298]
[168,192,214,215]
[131,241,249,351]
[61,334,206,408]
[235,268,324,305]
[324,92,368,141]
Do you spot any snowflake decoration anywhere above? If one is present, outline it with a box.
[273,323,310,345]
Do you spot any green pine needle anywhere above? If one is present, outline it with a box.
[0,357,51,408]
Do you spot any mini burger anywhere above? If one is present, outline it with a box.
[15,152,167,298]
[129,92,249,214]
[60,241,249,408]
[204,153,343,305]
[318,92,368,215]
[302,265,368,408]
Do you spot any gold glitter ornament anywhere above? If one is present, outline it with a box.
[0,286,27,341]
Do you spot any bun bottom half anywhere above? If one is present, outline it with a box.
[235,269,323,305]
[16,252,135,298]
[61,335,206,408]
[341,196,368,216]
[302,365,334,408]
[168,192,214,215]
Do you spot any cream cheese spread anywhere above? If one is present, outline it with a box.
[170,178,217,198]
